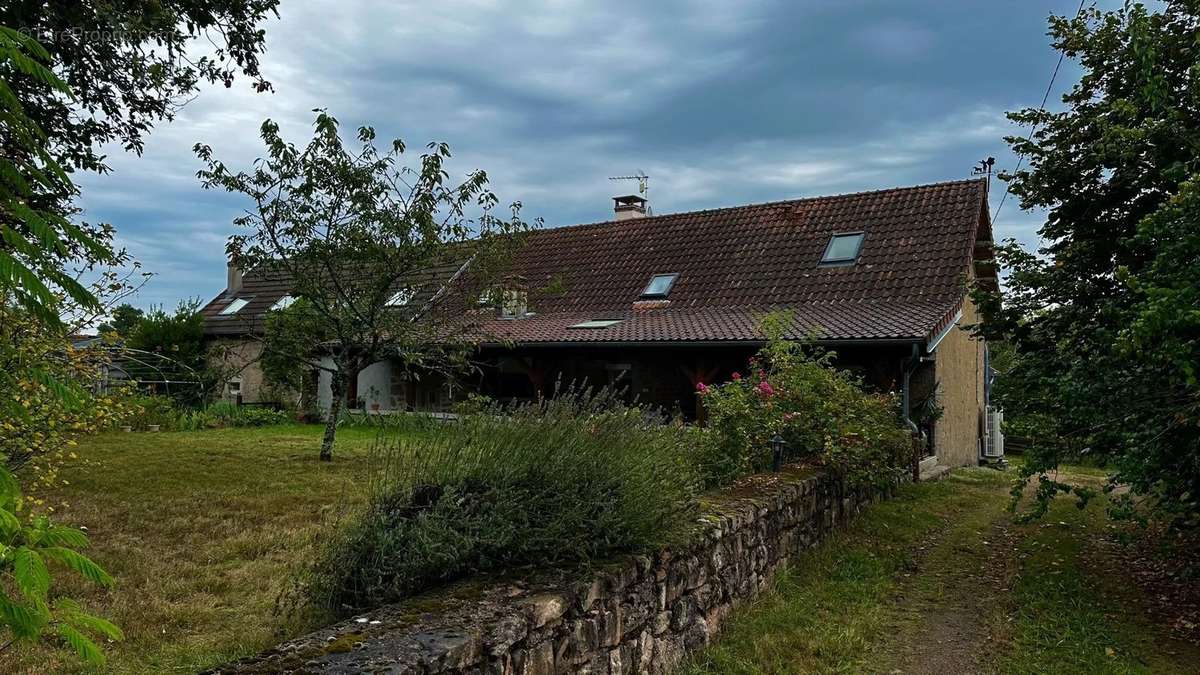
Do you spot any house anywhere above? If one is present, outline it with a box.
[201,179,997,469]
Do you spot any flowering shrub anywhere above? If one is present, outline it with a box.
[699,326,912,489]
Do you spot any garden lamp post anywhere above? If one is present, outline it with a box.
[770,433,786,473]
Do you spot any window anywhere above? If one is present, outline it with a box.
[500,289,528,318]
[269,295,295,311]
[219,298,250,315]
[821,232,865,264]
[386,288,414,307]
[640,273,678,298]
[569,319,623,329]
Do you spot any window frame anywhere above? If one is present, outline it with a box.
[568,319,624,329]
[385,288,415,307]
[640,273,679,299]
[820,231,866,265]
[219,297,250,316]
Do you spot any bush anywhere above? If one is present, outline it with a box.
[700,324,911,489]
[124,396,292,431]
[300,387,699,615]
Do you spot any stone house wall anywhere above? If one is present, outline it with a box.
[207,338,268,403]
[212,469,881,675]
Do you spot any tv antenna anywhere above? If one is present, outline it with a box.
[609,171,650,198]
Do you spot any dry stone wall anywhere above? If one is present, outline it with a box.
[213,469,880,675]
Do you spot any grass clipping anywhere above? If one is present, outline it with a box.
[301,389,700,615]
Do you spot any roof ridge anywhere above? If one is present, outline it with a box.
[531,178,987,235]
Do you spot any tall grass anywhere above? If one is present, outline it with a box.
[301,388,700,615]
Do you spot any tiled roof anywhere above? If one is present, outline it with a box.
[201,179,990,343]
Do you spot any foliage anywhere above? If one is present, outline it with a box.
[0,465,121,665]
[123,299,210,404]
[1,3,276,177]
[699,316,911,489]
[196,111,532,460]
[0,305,135,494]
[0,26,115,324]
[258,297,327,405]
[122,396,291,431]
[973,3,1200,524]
[96,304,144,338]
[297,387,699,614]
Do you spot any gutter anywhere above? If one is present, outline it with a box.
[474,337,923,349]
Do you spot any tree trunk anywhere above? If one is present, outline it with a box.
[321,371,345,462]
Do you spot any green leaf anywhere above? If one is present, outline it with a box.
[57,623,105,666]
[41,547,114,587]
[13,547,50,602]
[0,590,46,639]
[43,526,89,549]
[55,600,123,641]
[0,466,19,504]
[0,507,21,538]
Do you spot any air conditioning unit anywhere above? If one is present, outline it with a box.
[983,407,1004,459]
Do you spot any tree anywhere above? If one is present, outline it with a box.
[2,1,277,324]
[97,304,144,338]
[0,26,114,324]
[2,2,277,175]
[975,3,1200,523]
[196,112,531,460]
[1,1,277,660]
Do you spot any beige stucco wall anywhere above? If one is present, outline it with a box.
[932,295,986,468]
[207,338,268,403]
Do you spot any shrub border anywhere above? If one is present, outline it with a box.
[211,467,894,675]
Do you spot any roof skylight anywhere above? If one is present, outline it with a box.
[269,295,296,311]
[640,273,678,298]
[386,288,415,307]
[821,232,865,264]
[219,298,250,315]
[569,319,623,329]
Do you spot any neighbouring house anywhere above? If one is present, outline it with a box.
[201,179,997,469]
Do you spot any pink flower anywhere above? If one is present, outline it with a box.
[731,372,742,381]
[696,382,709,393]
[756,381,775,397]
[756,369,767,380]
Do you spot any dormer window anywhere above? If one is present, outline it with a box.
[386,288,414,307]
[820,232,865,265]
[499,289,528,318]
[219,298,250,315]
[640,273,678,299]
[270,295,296,311]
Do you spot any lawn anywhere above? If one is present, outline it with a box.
[9,424,407,674]
[13,428,1199,674]
[683,465,1200,674]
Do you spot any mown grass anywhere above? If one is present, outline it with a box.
[8,424,402,674]
[682,469,1014,674]
[998,488,1199,674]
[685,466,1200,675]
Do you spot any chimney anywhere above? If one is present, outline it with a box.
[613,194,647,221]
[227,260,243,293]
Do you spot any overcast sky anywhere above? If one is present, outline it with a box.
[77,0,1104,312]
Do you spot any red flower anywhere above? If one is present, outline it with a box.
[696,382,709,393]
[732,372,742,381]
[756,381,775,397]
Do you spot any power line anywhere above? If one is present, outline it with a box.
[992,0,1088,225]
